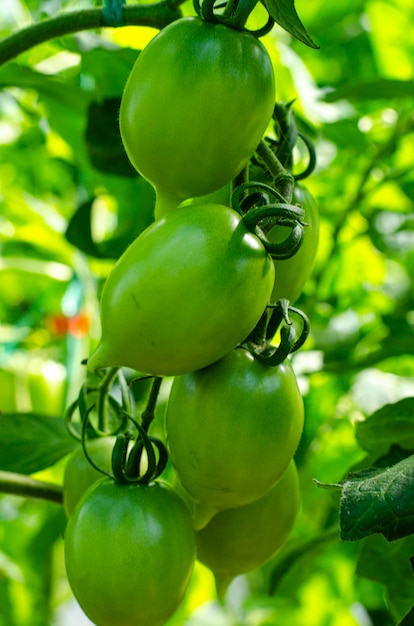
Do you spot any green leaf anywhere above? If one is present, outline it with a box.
[322,78,414,102]
[84,97,137,177]
[260,0,319,49]
[356,534,414,623]
[65,199,103,258]
[339,455,414,542]
[356,397,414,457]
[0,413,77,475]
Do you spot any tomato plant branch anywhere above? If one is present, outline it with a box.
[268,524,339,595]
[255,140,295,203]
[97,367,119,432]
[0,2,182,67]
[0,471,63,504]
[311,114,412,297]
[141,377,162,433]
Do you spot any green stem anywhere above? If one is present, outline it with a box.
[0,471,63,504]
[256,140,295,203]
[226,0,259,30]
[141,377,162,433]
[0,2,182,67]
[268,525,339,595]
[97,367,119,432]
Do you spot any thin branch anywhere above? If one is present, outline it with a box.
[268,525,339,595]
[0,471,63,504]
[0,2,182,67]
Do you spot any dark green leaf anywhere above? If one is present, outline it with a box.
[65,199,103,258]
[0,63,87,108]
[261,0,319,48]
[322,78,414,102]
[80,47,139,99]
[0,413,77,474]
[356,398,414,457]
[356,534,414,623]
[340,455,414,542]
[85,98,138,177]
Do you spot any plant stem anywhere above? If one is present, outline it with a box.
[97,367,119,432]
[0,2,182,67]
[0,471,63,504]
[256,140,295,202]
[268,525,339,595]
[141,377,162,433]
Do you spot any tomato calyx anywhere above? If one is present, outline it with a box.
[193,0,275,35]
[243,298,310,366]
[232,181,307,259]
[65,367,168,486]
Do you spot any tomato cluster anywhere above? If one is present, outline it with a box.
[63,11,319,626]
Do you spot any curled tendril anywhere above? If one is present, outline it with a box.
[243,204,305,259]
[294,132,317,181]
[110,410,168,485]
[246,299,310,366]
[193,0,274,34]
[64,399,82,441]
[232,181,286,213]
[80,405,113,480]
[244,15,275,37]
[80,404,168,485]
[233,182,306,260]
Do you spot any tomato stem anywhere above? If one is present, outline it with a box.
[97,367,119,432]
[141,377,163,434]
[0,2,182,67]
[225,0,259,30]
[256,140,295,203]
[0,470,63,504]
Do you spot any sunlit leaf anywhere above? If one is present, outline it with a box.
[339,455,414,541]
[260,0,319,48]
[356,398,414,457]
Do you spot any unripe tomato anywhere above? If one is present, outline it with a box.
[64,479,196,626]
[87,204,274,377]
[269,185,319,303]
[62,437,114,517]
[165,348,304,528]
[119,17,275,218]
[196,460,300,598]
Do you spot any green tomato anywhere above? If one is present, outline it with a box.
[62,437,115,517]
[64,479,196,626]
[119,17,275,218]
[87,204,274,377]
[269,185,319,303]
[196,460,300,598]
[165,347,304,529]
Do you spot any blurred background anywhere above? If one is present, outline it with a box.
[0,0,413,624]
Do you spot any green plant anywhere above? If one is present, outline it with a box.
[1,0,413,624]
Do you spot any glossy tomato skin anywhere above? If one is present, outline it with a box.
[269,185,319,304]
[119,17,275,218]
[196,460,300,596]
[64,479,196,626]
[165,348,304,528]
[87,204,274,377]
[63,437,114,517]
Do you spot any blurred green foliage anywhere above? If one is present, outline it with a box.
[0,0,413,624]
